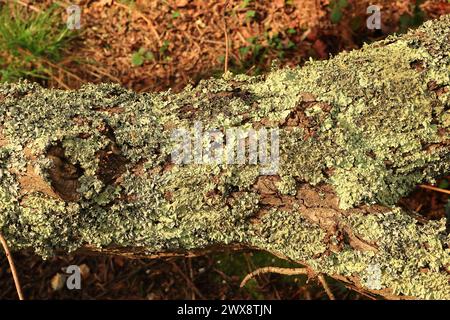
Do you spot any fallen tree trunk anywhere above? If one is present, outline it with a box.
[0,16,449,299]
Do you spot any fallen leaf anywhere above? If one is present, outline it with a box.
[50,273,65,291]
[175,0,189,7]
[79,264,90,279]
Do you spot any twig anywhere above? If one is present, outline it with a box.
[0,233,24,300]
[240,266,308,288]
[170,261,205,299]
[44,69,70,90]
[187,258,195,300]
[419,184,450,195]
[318,274,335,300]
[80,62,121,83]
[17,45,78,89]
[190,36,224,45]
[342,282,378,300]
[222,0,230,73]
[43,57,85,83]
[414,203,423,213]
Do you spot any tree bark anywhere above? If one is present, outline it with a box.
[0,16,449,299]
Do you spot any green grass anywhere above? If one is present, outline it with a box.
[399,0,426,33]
[214,29,298,77]
[0,3,77,82]
[329,0,349,24]
[212,251,303,299]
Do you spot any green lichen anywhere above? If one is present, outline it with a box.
[314,209,450,299]
[244,22,450,209]
[249,208,327,261]
[276,175,297,195]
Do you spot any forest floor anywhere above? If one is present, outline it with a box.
[0,0,449,300]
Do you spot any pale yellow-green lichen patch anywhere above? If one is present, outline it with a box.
[314,209,450,299]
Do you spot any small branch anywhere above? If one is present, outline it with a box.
[318,274,335,300]
[419,184,450,195]
[0,233,24,300]
[240,266,309,288]
[170,261,205,299]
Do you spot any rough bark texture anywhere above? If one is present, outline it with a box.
[0,16,449,299]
